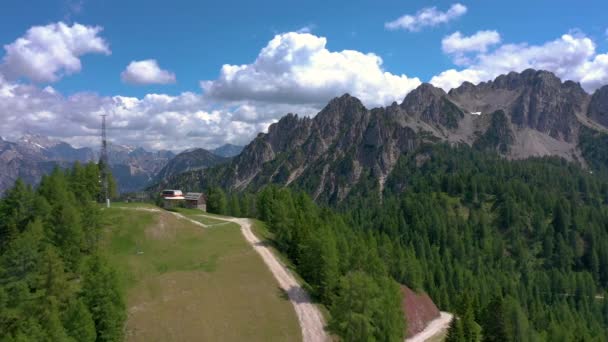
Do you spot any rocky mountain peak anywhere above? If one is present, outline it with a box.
[18,134,60,149]
[314,94,368,141]
[448,81,476,96]
[588,85,608,127]
[401,83,446,107]
[401,83,461,129]
[317,93,367,120]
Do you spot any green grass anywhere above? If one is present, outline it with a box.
[101,206,301,342]
[108,201,158,209]
[172,208,227,225]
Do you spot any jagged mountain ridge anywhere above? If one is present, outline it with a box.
[161,69,608,204]
[0,135,175,194]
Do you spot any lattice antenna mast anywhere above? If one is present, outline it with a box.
[100,114,110,208]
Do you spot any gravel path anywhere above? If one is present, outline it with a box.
[198,214,329,342]
[406,312,453,342]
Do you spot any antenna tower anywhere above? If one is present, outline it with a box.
[100,114,110,208]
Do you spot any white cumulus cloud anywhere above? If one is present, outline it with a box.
[385,3,467,32]
[442,30,501,54]
[0,22,110,83]
[121,59,176,85]
[201,32,421,108]
[431,33,608,92]
[0,72,317,151]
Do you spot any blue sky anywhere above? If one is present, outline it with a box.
[0,0,607,150]
[2,0,606,97]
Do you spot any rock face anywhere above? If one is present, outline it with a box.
[153,148,228,183]
[401,285,441,338]
[0,135,175,195]
[588,85,608,127]
[160,69,608,204]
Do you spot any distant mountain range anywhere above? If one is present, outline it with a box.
[0,134,243,195]
[160,69,608,204]
[153,148,229,184]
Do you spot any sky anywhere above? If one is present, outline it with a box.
[1,0,608,151]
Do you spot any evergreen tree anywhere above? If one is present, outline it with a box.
[206,186,227,214]
[330,271,404,342]
[81,255,125,342]
[446,318,465,342]
[0,164,125,341]
[63,298,96,342]
[229,193,241,217]
[0,179,35,250]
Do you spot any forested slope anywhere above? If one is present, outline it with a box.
[346,144,608,341]
[206,144,608,341]
[0,163,124,341]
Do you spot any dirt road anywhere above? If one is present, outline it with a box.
[181,213,329,342]
[406,312,453,342]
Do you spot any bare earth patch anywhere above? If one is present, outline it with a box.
[144,211,176,240]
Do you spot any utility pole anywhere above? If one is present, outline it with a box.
[100,114,110,208]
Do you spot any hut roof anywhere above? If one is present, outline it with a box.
[184,192,204,201]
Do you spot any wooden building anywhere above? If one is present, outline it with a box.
[184,192,206,211]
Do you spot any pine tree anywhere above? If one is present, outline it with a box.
[330,272,404,342]
[0,179,35,250]
[81,255,125,342]
[1,219,44,287]
[49,203,84,271]
[206,187,227,215]
[63,298,96,342]
[481,297,509,342]
[446,318,465,342]
[38,296,71,342]
[229,193,241,217]
[38,246,70,303]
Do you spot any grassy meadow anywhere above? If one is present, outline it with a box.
[101,205,301,342]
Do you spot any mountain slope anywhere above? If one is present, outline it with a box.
[164,69,608,203]
[211,144,244,158]
[154,148,229,183]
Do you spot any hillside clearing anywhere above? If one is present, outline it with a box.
[101,205,301,341]
[174,209,330,342]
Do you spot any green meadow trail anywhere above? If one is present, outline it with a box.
[112,205,328,342]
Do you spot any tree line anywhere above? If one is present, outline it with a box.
[206,185,408,341]
[207,143,608,341]
[0,162,124,341]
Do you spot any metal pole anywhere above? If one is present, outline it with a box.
[100,114,110,208]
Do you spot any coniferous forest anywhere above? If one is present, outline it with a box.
[3,145,608,341]
[0,163,125,341]
[207,144,608,341]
